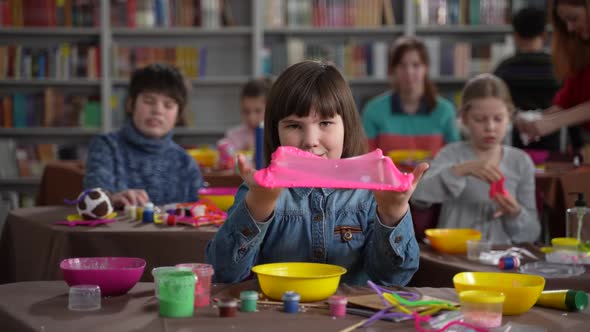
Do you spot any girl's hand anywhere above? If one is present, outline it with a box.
[453,160,503,183]
[492,192,522,219]
[372,162,430,227]
[110,189,149,209]
[237,154,282,222]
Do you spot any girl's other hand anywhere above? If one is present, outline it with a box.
[492,192,522,219]
[237,154,282,221]
[453,160,503,183]
[110,189,149,209]
[373,162,429,227]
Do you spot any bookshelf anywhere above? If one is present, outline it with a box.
[0,0,543,205]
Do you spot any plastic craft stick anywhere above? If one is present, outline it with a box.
[254,147,414,191]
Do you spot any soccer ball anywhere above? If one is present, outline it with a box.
[76,188,114,220]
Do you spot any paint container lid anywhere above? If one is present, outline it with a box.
[217,298,238,308]
[328,295,348,305]
[565,290,588,311]
[282,291,301,302]
[240,290,259,301]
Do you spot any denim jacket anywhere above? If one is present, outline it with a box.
[205,185,420,286]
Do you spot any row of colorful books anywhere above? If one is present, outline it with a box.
[265,0,404,28]
[0,90,101,128]
[0,0,99,27]
[0,44,101,80]
[112,45,206,79]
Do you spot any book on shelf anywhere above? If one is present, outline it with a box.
[0,0,100,27]
[265,0,403,28]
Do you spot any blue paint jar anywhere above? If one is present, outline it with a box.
[282,291,300,314]
[498,256,520,270]
[142,202,154,223]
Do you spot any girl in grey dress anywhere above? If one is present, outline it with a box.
[412,74,540,244]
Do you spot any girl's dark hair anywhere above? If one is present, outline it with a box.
[389,37,438,112]
[127,63,189,123]
[549,0,590,79]
[241,77,273,99]
[263,61,368,165]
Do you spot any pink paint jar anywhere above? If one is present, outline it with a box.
[459,290,505,328]
[175,263,215,307]
[328,295,347,318]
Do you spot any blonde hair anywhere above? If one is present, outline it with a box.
[460,74,515,115]
[550,0,590,79]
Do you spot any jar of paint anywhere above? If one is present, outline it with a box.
[328,295,347,318]
[142,202,154,223]
[281,291,300,314]
[498,256,520,270]
[240,290,258,312]
[217,298,238,317]
[459,290,505,328]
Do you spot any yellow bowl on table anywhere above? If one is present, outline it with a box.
[198,187,237,211]
[187,147,219,169]
[453,272,545,315]
[387,149,432,163]
[251,262,347,302]
[425,228,481,254]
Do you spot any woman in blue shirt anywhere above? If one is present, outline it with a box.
[206,61,428,286]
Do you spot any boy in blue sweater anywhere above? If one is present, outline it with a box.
[84,63,203,207]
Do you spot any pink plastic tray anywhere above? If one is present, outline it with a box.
[254,147,414,191]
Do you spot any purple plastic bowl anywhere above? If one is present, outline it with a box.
[60,257,146,296]
[198,187,238,196]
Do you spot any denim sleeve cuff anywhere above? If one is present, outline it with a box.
[375,210,414,258]
[441,167,467,198]
[229,199,274,245]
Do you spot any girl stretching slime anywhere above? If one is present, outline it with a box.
[206,61,428,285]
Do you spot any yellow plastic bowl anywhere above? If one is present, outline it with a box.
[251,262,347,302]
[187,148,219,168]
[387,149,432,163]
[453,272,545,315]
[425,228,481,254]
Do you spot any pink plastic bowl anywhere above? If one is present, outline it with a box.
[524,149,550,165]
[60,257,146,296]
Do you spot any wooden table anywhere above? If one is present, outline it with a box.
[1,280,588,332]
[0,206,219,284]
[410,243,590,292]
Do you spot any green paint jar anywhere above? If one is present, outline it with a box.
[240,290,259,312]
[157,270,196,318]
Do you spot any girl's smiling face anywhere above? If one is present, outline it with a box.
[558,3,590,40]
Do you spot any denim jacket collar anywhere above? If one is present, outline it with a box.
[291,187,337,198]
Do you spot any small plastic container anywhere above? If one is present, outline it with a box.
[175,263,215,307]
[217,298,238,317]
[466,240,492,261]
[282,291,300,314]
[151,266,192,298]
[240,290,258,312]
[68,285,101,311]
[551,237,580,252]
[459,290,505,329]
[328,295,347,318]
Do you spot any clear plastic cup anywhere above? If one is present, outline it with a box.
[459,290,505,328]
[151,266,192,298]
[157,270,196,318]
[68,285,101,311]
[466,240,492,261]
[176,263,215,307]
